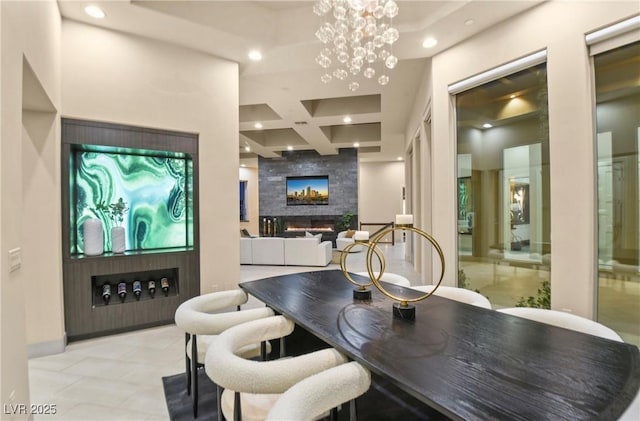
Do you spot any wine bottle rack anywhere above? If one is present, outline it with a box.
[92,268,179,307]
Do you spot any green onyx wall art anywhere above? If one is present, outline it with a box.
[71,145,194,254]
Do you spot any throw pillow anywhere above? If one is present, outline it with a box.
[305,231,314,238]
[314,233,322,241]
[345,229,356,238]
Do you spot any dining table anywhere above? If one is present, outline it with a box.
[240,269,640,421]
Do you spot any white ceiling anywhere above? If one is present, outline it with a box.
[57,0,544,165]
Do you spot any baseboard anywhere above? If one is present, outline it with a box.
[28,334,66,359]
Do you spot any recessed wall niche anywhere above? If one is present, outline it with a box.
[61,118,200,340]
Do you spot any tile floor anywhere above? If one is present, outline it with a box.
[28,242,639,419]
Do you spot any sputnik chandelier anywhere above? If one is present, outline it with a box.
[314,0,399,92]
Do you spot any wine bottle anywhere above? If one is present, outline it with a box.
[148,280,156,298]
[161,277,170,296]
[118,281,127,303]
[133,280,142,301]
[102,283,111,305]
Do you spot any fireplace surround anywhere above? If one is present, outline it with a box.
[260,214,358,245]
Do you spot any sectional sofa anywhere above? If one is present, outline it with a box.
[240,237,332,267]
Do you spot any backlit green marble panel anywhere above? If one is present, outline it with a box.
[74,149,193,253]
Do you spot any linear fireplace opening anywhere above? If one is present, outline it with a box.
[259,214,358,245]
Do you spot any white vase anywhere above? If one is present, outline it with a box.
[111,226,126,253]
[83,218,104,256]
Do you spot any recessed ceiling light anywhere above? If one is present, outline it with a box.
[343,116,352,124]
[254,122,263,129]
[397,157,403,161]
[510,94,516,99]
[353,142,360,148]
[464,19,475,26]
[422,37,438,49]
[483,123,493,129]
[248,50,263,61]
[287,146,293,151]
[84,5,105,19]
[241,164,246,168]
[244,146,251,152]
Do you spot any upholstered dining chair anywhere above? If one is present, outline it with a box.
[410,285,492,309]
[497,307,639,421]
[355,271,411,287]
[265,361,371,421]
[205,315,351,421]
[174,289,274,418]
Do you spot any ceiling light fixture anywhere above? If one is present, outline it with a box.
[245,146,251,152]
[422,37,438,49]
[241,164,246,167]
[509,94,516,99]
[248,50,263,61]
[254,122,263,129]
[287,146,294,151]
[353,142,360,147]
[84,5,105,19]
[397,156,403,161]
[314,0,400,92]
[482,123,493,129]
[343,116,352,123]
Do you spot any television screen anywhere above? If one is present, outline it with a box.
[286,176,329,205]
[71,145,194,254]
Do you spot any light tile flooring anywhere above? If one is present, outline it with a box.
[28,243,639,419]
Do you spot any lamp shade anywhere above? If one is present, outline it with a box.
[395,214,414,225]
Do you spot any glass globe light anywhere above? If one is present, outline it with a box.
[385,55,398,69]
[364,67,375,78]
[348,81,360,91]
[384,0,398,18]
[321,73,332,83]
[378,74,389,85]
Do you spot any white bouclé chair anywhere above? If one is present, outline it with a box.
[497,307,639,421]
[174,289,274,418]
[266,361,371,421]
[205,315,351,421]
[411,285,492,309]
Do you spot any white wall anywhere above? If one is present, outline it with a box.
[1,0,61,413]
[240,166,259,235]
[62,20,240,294]
[411,1,639,317]
[359,161,404,227]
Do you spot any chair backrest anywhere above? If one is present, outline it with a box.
[497,308,622,342]
[411,285,492,309]
[266,361,371,421]
[205,315,348,394]
[174,289,274,335]
[356,271,411,287]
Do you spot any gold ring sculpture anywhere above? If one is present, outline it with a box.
[340,224,446,320]
[340,240,385,300]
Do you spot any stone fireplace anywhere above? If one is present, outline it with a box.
[259,214,358,246]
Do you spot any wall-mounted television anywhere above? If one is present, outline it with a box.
[286,176,329,205]
[70,144,194,254]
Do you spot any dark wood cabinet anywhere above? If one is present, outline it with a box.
[61,119,200,341]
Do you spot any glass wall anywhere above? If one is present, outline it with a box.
[455,63,551,309]
[595,41,640,346]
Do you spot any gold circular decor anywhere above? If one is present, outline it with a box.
[340,241,385,291]
[366,226,445,308]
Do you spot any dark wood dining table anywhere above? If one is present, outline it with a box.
[240,269,640,421]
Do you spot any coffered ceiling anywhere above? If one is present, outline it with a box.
[58,0,544,165]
